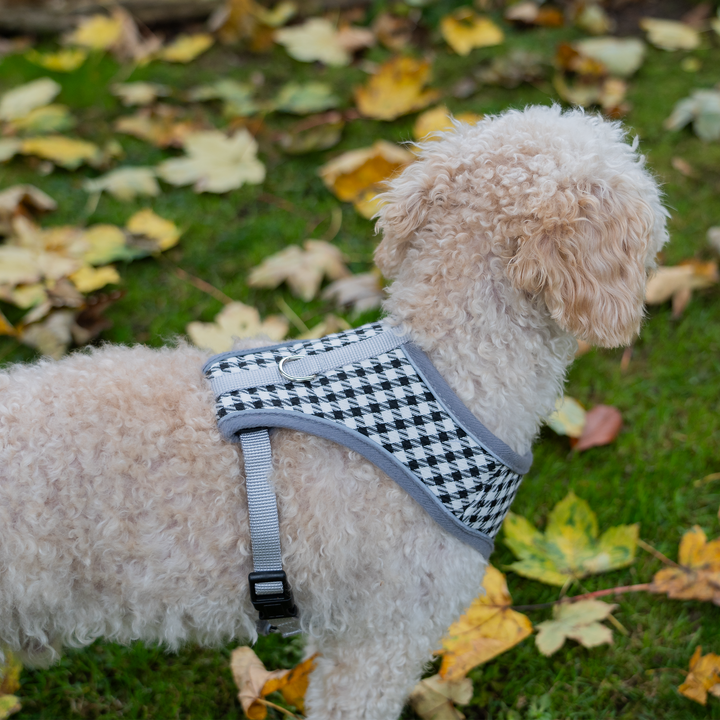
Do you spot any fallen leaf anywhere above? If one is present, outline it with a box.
[319,140,414,217]
[189,79,259,118]
[156,129,265,193]
[126,208,181,251]
[475,50,545,88]
[664,89,720,142]
[535,599,616,656]
[248,239,349,301]
[275,18,350,66]
[274,82,340,114]
[0,649,21,696]
[278,114,344,154]
[409,674,473,720]
[412,106,481,141]
[0,695,20,720]
[69,265,120,293]
[640,18,701,51]
[111,82,170,106]
[354,56,440,121]
[505,2,563,27]
[672,157,695,177]
[0,139,21,162]
[81,224,130,265]
[574,3,613,35]
[157,33,214,63]
[336,25,375,53]
[440,9,504,56]
[0,77,61,122]
[503,492,639,586]
[298,314,351,339]
[7,104,75,135]
[261,654,318,712]
[115,105,203,147]
[322,271,384,314]
[373,13,415,50]
[71,289,125,345]
[19,136,101,170]
[679,647,720,705]
[0,185,56,235]
[547,396,586,438]
[708,227,720,254]
[573,37,646,77]
[645,261,718,314]
[25,48,88,72]
[573,405,622,452]
[0,245,44,285]
[19,309,75,358]
[83,167,159,201]
[651,526,720,605]
[187,301,288,352]
[64,12,124,50]
[438,565,533,680]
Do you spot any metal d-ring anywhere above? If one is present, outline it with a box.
[278,355,317,382]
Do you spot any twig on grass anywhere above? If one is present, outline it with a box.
[172,266,234,305]
[509,583,652,611]
[257,698,300,719]
[637,538,682,569]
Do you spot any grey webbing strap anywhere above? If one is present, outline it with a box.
[239,430,300,636]
[239,430,283,594]
[210,327,409,397]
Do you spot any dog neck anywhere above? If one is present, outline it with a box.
[382,260,577,456]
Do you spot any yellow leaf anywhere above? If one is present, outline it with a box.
[0,695,20,719]
[248,239,349,301]
[158,34,214,63]
[8,104,75,135]
[438,566,533,680]
[25,48,87,72]
[156,129,265,193]
[409,673,473,720]
[275,18,350,66]
[19,309,75,358]
[0,309,15,336]
[645,262,718,308]
[440,9,504,56]
[0,77,61,122]
[82,225,128,265]
[262,654,318,712]
[111,82,170,106]
[298,314,351,339]
[413,106,482,141]
[354,56,440,121]
[83,167,159,201]
[0,139,22,162]
[546,396,586,437]
[4,283,48,310]
[69,265,120,293]
[679,647,720,705]
[503,492,639,586]
[0,184,56,234]
[187,301,288,353]
[19,136,100,170]
[64,13,124,50]
[126,209,181,251]
[318,140,414,217]
[535,599,616,656]
[0,245,43,285]
[114,106,202,148]
[640,18,700,51]
[651,526,720,605]
[0,651,21,697]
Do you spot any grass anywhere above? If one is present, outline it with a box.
[1,8,720,719]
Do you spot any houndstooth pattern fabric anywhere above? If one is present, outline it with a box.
[206,324,524,540]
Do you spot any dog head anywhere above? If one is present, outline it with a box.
[375,105,669,347]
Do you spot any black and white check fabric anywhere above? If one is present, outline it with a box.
[204,323,530,554]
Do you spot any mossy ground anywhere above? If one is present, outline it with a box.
[1,5,720,718]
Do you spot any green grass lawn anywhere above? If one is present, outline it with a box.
[1,7,720,719]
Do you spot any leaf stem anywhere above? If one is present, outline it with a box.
[509,583,652,611]
[171,266,234,305]
[637,538,682,568]
[257,698,299,718]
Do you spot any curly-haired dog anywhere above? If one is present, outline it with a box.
[0,106,667,719]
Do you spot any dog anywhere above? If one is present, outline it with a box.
[0,105,668,719]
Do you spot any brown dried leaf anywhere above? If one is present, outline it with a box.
[409,674,473,720]
[573,405,622,452]
[114,105,205,148]
[372,13,415,50]
[679,647,720,705]
[0,185,56,235]
[651,526,720,605]
[323,271,384,314]
[645,261,718,314]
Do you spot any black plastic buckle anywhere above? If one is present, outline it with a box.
[248,570,298,620]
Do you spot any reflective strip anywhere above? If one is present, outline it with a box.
[238,430,283,595]
[209,328,409,397]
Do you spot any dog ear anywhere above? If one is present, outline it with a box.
[507,179,662,347]
[373,161,433,279]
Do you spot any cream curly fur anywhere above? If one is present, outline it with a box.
[0,106,668,720]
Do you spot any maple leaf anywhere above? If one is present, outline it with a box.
[679,647,720,705]
[354,57,440,121]
[156,129,265,193]
[25,48,87,72]
[157,34,214,63]
[0,78,60,122]
[645,261,719,316]
[126,209,182,252]
[278,113,344,155]
[298,314,351,339]
[573,405,623,453]
[188,79,259,118]
[503,492,639,586]
[640,18,700,51]
[7,105,75,135]
[413,106,481,141]
[69,265,120,293]
[408,674,473,720]
[546,396,586,438]
[248,239,349,301]
[665,90,720,142]
[274,82,339,115]
[318,140,414,218]
[83,167,160,201]
[440,9,504,56]
[19,136,101,170]
[115,105,203,148]
[230,646,318,719]
[323,271,384,314]
[187,301,288,353]
[650,526,720,605]
[373,13,415,51]
[63,12,124,50]
[438,565,533,680]
[111,82,170,106]
[535,599,616,656]
[573,37,646,77]
[275,18,350,66]
[0,184,56,235]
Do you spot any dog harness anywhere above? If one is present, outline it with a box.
[203,322,532,634]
